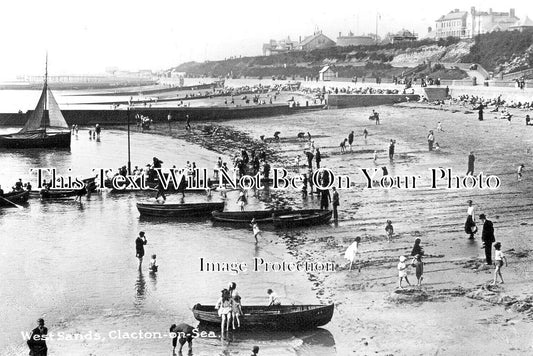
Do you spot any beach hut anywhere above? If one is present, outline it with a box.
[319,66,337,81]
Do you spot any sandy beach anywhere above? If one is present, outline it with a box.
[127,94,533,355]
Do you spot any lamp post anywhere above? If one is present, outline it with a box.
[127,106,132,175]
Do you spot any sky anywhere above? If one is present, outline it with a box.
[0,0,532,80]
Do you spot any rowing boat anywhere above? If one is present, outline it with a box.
[273,209,332,228]
[0,190,30,207]
[192,304,334,330]
[32,177,97,199]
[136,201,225,217]
[211,209,293,224]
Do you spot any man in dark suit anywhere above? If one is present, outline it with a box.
[480,214,495,265]
[466,152,475,175]
[27,318,48,356]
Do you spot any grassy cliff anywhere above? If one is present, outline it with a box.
[170,32,533,79]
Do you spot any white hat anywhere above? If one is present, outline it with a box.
[399,256,406,262]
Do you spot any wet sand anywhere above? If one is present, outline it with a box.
[113,98,533,354]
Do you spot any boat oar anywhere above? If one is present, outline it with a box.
[0,196,24,210]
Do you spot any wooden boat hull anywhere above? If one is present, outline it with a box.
[0,131,71,149]
[0,191,30,206]
[34,177,97,199]
[273,209,332,228]
[211,209,294,224]
[192,304,334,330]
[137,201,225,217]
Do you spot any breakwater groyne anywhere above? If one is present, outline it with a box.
[326,94,420,109]
[0,104,322,126]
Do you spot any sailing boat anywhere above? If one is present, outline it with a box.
[0,56,71,148]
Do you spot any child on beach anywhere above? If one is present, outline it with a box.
[236,191,247,211]
[517,164,525,181]
[411,254,423,286]
[344,236,361,272]
[385,220,394,242]
[492,242,508,285]
[373,150,378,162]
[149,254,158,272]
[398,256,411,289]
[251,218,262,242]
[340,138,348,153]
[232,294,243,328]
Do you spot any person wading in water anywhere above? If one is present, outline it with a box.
[135,231,147,270]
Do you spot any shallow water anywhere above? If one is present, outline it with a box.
[0,129,337,355]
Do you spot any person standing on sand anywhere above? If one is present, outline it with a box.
[437,121,444,132]
[332,187,339,221]
[348,131,354,151]
[385,220,394,242]
[320,188,331,210]
[466,151,475,175]
[477,103,484,121]
[479,214,495,265]
[135,232,147,270]
[517,164,525,181]
[340,138,347,153]
[344,236,361,271]
[373,110,380,125]
[388,139,396,160]
[27,318,48,356]
[398,256,411,289]
[363,128,368,140]
[304,150,314,170]
[410,238,424,286]
[315,148,322,169]
[185,115,191,130]
[492,242,508,285]
[427,130,434,151]
[464,200,477,239]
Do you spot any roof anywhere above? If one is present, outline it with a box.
[437,11,468,22]
[511,16,533,28]
[300,32,334,47]
[319,65,333,73]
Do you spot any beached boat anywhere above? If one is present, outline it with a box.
[136,201,225,217]
[0,191,30,207]
[273,209,332,228]
[33,177,97,199]
[211,209,293,224]
[0,57,71,149]
[192,304,334,330]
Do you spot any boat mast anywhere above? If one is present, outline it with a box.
[44,52,48,131]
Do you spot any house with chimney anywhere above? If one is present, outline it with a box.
[336,31,374,47]
[262,37,299,56]
[435,7,519,39]
[297,30,336,51]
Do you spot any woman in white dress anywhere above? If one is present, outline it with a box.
[344,236,361,271]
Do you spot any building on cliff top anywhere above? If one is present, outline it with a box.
[435,7,519,39]
[509,16,533,32]
[297,31,336,51]
[336,31,375,47]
